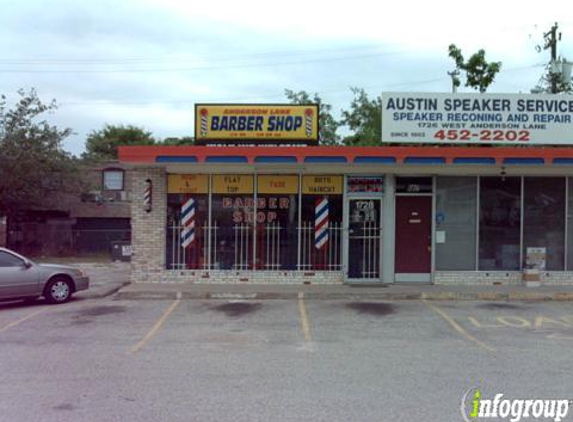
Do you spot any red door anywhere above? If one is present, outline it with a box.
[395,196,432,274]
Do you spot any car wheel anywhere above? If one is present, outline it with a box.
[44,277,73,304]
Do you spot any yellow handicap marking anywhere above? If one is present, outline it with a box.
[468,313,573,342]
[533,315,571,328]
[468,315,573,330]
[546,333,573,340]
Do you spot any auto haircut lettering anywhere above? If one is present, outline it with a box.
[195,104,319,144]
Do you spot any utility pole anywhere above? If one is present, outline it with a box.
[542,22,561,93]
[448,69,460,93]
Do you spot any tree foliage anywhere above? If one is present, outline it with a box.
[160,136,195,146]
[0,89,78,216]
[83,124,155,160]
[532,62,573,94]
[284,89,340,145]
[448,44,502,93]
[340,88,382,146]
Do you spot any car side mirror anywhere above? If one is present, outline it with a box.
[22,260,33,269]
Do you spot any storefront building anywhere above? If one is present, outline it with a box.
[119,145,573,285]
[119,95,573,285]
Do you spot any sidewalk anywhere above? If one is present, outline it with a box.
[71,261,131,300]
[115,282,573,301]
[59,259,573,302]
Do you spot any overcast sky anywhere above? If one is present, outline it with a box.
[1,0,572,155]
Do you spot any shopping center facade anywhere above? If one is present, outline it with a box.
[119,95,573,285]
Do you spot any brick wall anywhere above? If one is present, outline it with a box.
[157,270,343,284]
[131,168,166,282]
[434,271,573,285]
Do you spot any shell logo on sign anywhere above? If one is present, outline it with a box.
[195,104,319,144]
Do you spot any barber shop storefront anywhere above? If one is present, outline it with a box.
[120,94,573,285]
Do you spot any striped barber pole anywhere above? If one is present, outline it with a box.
[200,108,208,137]
[305,108,313,138]
[314,197,329,250]
[143,179,152,212]
[181,198,196,248]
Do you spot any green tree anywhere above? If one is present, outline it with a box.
[448,44,502,93]
[160,136,195,146]
[532,60,573,94]
[340,88,382,146]
[284,89,340,145]
[0,89,78,217]
[83,124,155,160]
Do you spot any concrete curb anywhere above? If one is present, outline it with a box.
[114,289,573,302]
[79,281,131,300]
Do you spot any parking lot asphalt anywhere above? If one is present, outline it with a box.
[1,296,572,422]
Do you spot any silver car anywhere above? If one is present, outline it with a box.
[0,247,89,304]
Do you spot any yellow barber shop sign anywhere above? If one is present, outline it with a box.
[213,175,254,194]
[302,176,343,195]
[168,175,209,194]
[195,104,319,144]
[257,175,299,194]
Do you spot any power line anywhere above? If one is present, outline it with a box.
[0,51,413,74]
[54,63,545,107]
[57,78,452,107]
[0,44,410,65]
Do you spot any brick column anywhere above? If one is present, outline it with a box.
[130,167,166,283]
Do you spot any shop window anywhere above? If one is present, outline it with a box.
[300,175,343,270]
[166,175,209,270]
[256,175,299,270]
[211,175,254,270]
[479,177,521,271]
[435,177,477,271]
[523,177,565,271]
[103,169,124,191]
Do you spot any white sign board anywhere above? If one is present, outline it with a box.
[382,92,573,145]
[526,247,546,270]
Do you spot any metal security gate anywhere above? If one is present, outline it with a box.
[168,222,343,271]
[168,224,209,269]
[345,198,382,282]
[298,222,343,271]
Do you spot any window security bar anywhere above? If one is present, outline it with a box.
[298,222,342,271]
[359,220,381,278]
[168,222,343,272]
[168,225,208,270]
[261,222,282,270]
[233,223,251,270]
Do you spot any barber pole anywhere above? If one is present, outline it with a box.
[200,108,208,137]
[314,197,329,250]
[305,108,313,138]
[181,197,196,248]
[143,179,152,212]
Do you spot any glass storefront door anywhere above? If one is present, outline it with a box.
[345,198,382,281]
